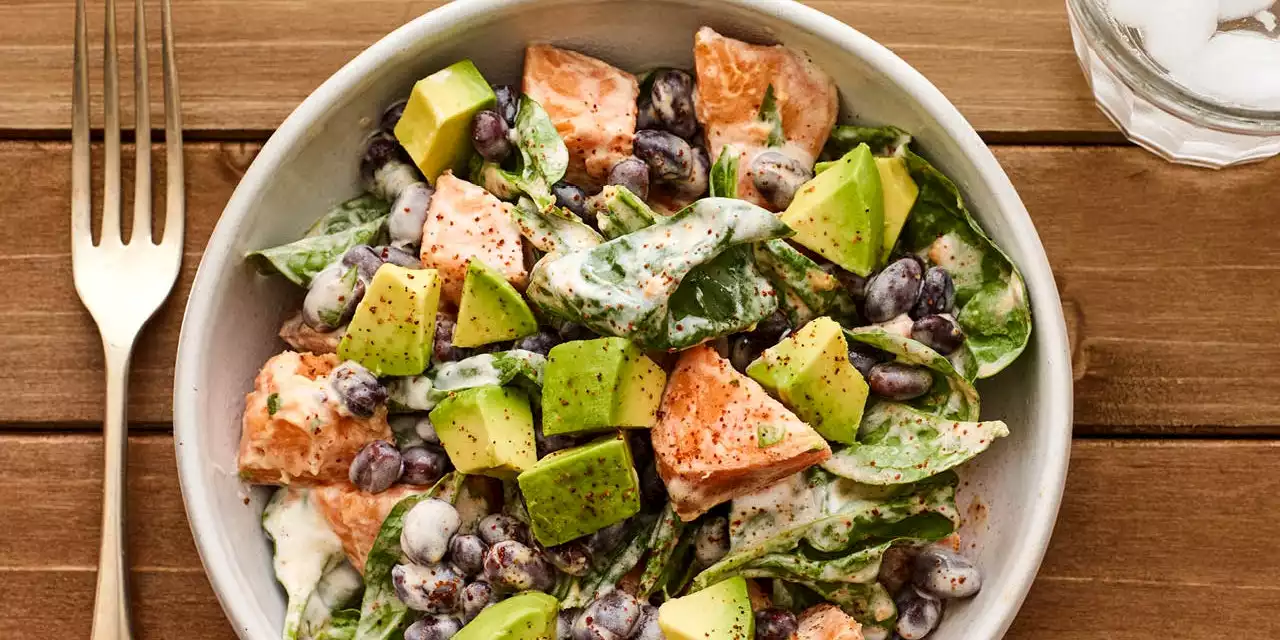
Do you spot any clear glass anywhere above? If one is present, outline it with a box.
[1067,0,1280,168]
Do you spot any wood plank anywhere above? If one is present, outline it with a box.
[0,0,1105,137]
[4,141,1280,431]
[2,435,1276,638]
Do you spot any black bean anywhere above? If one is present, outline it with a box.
[557,323,596,342]
[401,445,451,486]
[672,145,710,199]
[847,343,892,379]
[867,363,934,401]
[832,268,869,302]
[754,608,798,640]
[449,534,488,578]
[361,132,401,184]
[895,586,943,640]
[402,499,461,565]
[381,99,408,133]
[553,182,590,218]
[586,522,629,558]
[911,315,965,355]
[415,415,441,445]
[477,514,531,546]
[342,244,385,282]
[471,110,513,163]
[303,265,363,331]
[558,608,581,640]
[750,150,812,210]
[864,256,925,323]
[639,459,668,507]
[912,267,955,319]
[349,440,402,493]
[387,182,434,249]
[460,581,497,623]
[329,361,387,418]
[634,130,694,183]
[404,615,462,640]
[536,425,582,458]
[607,156,650,201]
[572,590,641,640]
[514,330,563,356]
[482,540,554,592]
[693,516,730,567]
[913,546,982,599]
[493,85,520,126]
[753,310,793,345]
[392,563,464,614]
[541,540,592,577]
[433,312,466,363]
[728,334,762,373]
[633,605,662,640]
[375,244,423,269]
[647,69,698,139]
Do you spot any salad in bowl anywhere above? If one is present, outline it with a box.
[237,25,1031,640]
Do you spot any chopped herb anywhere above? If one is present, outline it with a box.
[266,393,280,416]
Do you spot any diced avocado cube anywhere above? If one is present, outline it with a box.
[658,577,754,640]
[338,264,440,376]
[780,144,884,276]
[517,433,642,546]
[876,156,919,263]
[745,317,869,444]
[455,591,559,640]
[453,259,538,348]
[394,59,497,184]
[429,386,536,479]
[541,338,667,436]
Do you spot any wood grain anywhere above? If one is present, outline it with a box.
[2,435,1275,638]
[0,0,1106,138]
[4,141,1277,431]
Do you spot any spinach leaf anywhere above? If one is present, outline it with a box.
[469,157,521,201]
[804,581,898,631]
[313,609,359,640]
[598,186,661,240]
[696,471,959,590]
[510,196,604,255]
[514,95,570,208]
[637,503,687,598]
[527,198,791,350]
[759,85,785,148]
[248,216,387,287]
[386,350,547,412]
[825,125,1032,378]
[561,515,658,608]
[305,195,392,237]
[354,473,462,640]
[709,145,740,199]
[845,326,979,421]
[822,403,1009,484]
[262,488,348,640]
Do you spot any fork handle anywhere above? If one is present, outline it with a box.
[91,341,136,640]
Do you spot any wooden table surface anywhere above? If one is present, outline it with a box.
[4,0,1279,638]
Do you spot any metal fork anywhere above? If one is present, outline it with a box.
[72,0,183,636]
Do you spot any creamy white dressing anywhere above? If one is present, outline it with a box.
[926,232,985,295]
[729,472,823,548]
[875,313,915,339]
[264,354,335,429]
[387,374,434,411]
[262,488,345,608]
[432,354,504,390]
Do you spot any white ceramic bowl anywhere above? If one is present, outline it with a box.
[174,1,1073,638]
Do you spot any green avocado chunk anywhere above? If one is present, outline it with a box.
[780,144,884,276]
[746,316,869,444]
[541,338,667,436]
[658,577,754,640]
[337,264,441,376]
[455,591,559,640]
[429,386,537,479]
[517,432,642,546]
[876,155,919,263]
[453,259,538,348]
[394,59,497,184]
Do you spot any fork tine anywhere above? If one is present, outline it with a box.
[160,0,184,249]
[71,0,92,253]
[132,0,152,244]
[101,0,123,246]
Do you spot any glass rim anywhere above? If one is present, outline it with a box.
[1067,0,1280,135]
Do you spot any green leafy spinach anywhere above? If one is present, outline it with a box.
[247,216,387,287]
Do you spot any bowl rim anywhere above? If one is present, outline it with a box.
[174,1,1073,638]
